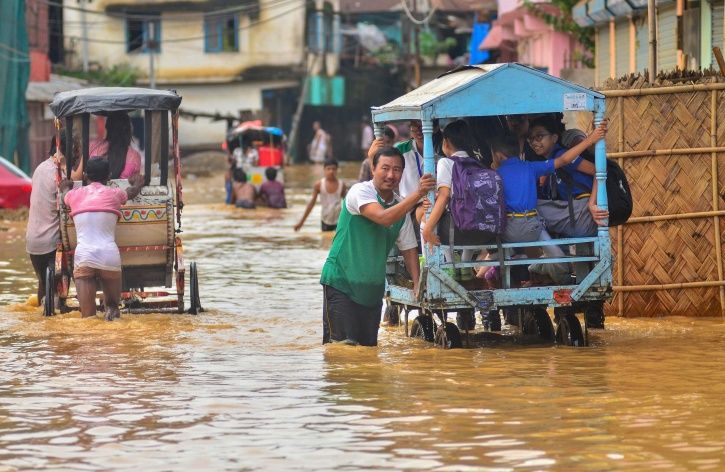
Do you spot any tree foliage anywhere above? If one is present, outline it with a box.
[56,63,140,87]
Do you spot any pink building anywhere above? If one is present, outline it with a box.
[480,0,588,77]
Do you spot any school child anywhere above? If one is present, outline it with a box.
[231,168,257,209]
[294,158,347,232]
[259,167,287,208]
[528,116,608,237]
[420,120,502,267]
[489,122,607,244]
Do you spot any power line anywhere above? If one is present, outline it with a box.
[36,0,305,22]
[58,2,307,45]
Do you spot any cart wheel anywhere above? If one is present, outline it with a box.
[435,322,462,349]
[188,262,203,315]
[455,309,476,331]
[522,307,555,341]
[410,313,435,342]
[556,312,585,347]
[484,309,502,331]
[43,266,55,317]
[584,303,605,329]
[383,302,400,325]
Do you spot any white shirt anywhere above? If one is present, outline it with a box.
[398,141,424,199]
[345,181,417,251]
[360,125,374,150]
[26,158,60,254]
[73,212,122,271]
[436,151,469,194]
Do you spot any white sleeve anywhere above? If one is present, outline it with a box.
[346,182,379,216]
[436,158,453,189]
[396,213,418,251]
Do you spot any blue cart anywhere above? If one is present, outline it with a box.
[372,64,612,348]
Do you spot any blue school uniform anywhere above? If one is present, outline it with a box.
[497,157,555,213]
[551,145,594,200]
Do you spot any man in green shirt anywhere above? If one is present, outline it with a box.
[320,147,435,346]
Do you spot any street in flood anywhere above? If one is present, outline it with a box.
[1,164,724,471]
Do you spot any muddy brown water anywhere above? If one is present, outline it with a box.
[1,163,725,471]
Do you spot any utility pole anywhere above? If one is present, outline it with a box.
[147,21,156,88]
[413,0,421,87]
[79,0,89,72]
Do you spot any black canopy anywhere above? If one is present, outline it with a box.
[50,87,182,117]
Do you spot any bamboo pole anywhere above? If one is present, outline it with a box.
[604,82,725,97]
[608,146,725,159]
[629,17,636,73]
[626,209,725,223]
[614,280,725,292]
[711,89,725,319]
[648,0,657,82]
[617,96,625,317]
[610,19,616,79]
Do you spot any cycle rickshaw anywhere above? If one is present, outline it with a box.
[374,64,612,348]
[44,87,202,316]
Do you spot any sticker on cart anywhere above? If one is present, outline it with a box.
[563,93,587,111]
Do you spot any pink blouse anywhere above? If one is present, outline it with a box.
[89,139,142,179]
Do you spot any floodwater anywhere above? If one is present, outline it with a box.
[1,162,725,471]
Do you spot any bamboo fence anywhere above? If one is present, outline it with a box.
[597,76,725,317]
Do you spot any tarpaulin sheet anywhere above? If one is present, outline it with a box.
[50,87,182,117]
[0,0,30,171]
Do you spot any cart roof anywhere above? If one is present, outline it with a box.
[371,63,604,122]
[50,87,182,117]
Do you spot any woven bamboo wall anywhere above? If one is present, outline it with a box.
[599,76,725,317]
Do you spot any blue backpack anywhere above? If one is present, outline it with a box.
[449,156,505,234]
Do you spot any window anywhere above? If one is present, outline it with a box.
[126,13,161,53]
[204,14,238,52]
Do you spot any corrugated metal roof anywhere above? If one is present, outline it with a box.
[372,63,604,120]
[379,64,503,109]
[340,0,489,13]
[26,74,87,102]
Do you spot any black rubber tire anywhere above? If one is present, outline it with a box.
[43,266,54,317]
[435,322,463,349]
[455,309,476,331]
[188,262,203,315]
[485,309,502,331]
[584,303,605,329]
[522,307,555,341]
[556,312,585,347]
[410,313,435,342]
[383,303,400,325]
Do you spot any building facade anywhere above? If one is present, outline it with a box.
[574,0,725,86]
[63,0,307,147]
[481,0,590,78]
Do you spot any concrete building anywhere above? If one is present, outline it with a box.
[573,0,724,86]
[481,0,590,79]
[63,0,307,147]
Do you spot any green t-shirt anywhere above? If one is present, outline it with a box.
[320,181,417,307]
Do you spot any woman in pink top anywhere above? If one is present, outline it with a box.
[89,112,141,179]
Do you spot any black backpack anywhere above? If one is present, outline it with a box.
[556,157,632,227]
[604,159,632,226]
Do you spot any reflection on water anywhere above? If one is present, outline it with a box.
[1,163,725,470]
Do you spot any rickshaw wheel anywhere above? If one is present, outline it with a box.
[43,267,55,317]
[556,313,585,347]
[522,307,555,341]
[188,262,203,315]
[410,313,435,342]
[435,322,462,349]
